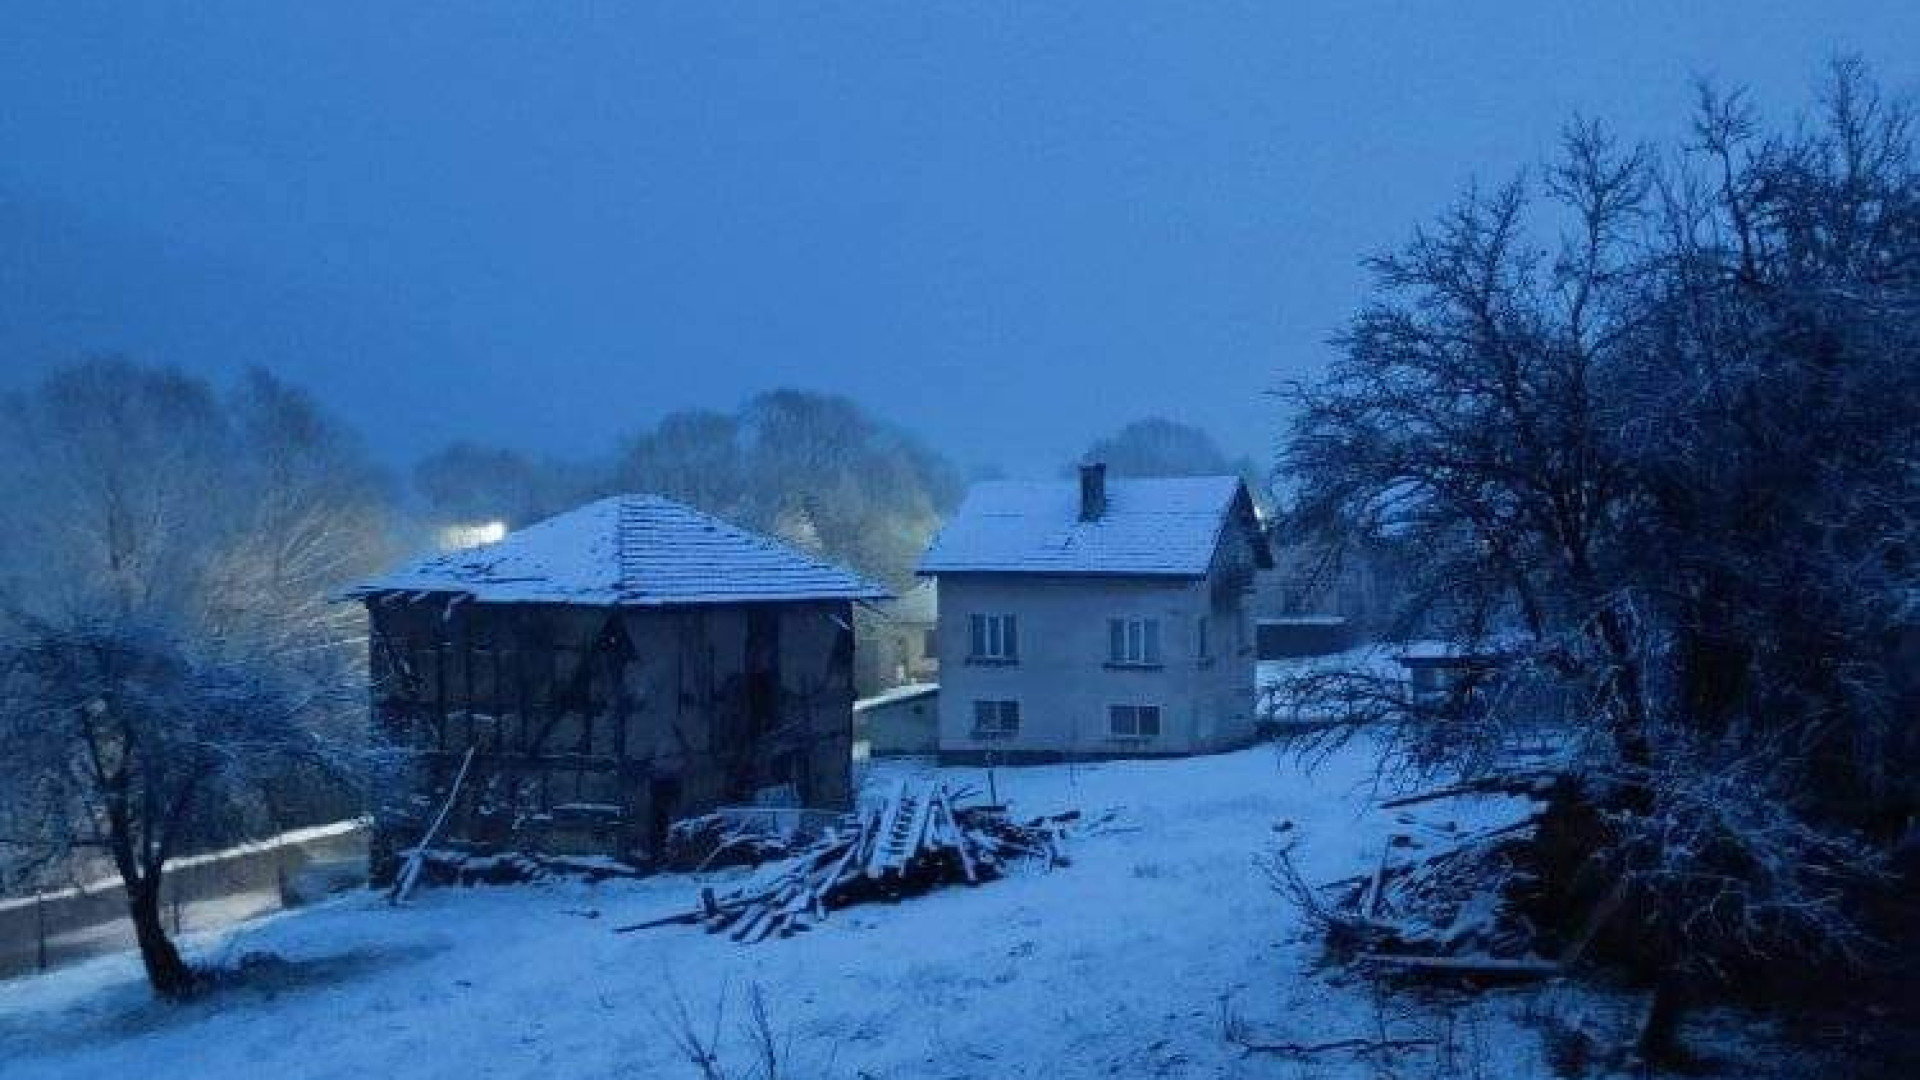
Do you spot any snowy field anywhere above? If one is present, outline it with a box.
[0,743,1788,1079]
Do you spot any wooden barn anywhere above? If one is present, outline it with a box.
[345,494,888,876]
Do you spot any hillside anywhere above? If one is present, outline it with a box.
[0,744,1793,1079]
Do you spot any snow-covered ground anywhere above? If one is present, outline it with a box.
[0,743,1742,1079]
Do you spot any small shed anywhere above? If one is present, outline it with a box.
[853,683,940,757]
[345,494,888,874]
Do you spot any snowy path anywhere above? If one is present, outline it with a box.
[0,744,1549,1079]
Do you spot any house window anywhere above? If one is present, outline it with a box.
[1107,617,1162,666]
[1196,616,1210,661]
[922,627,938,657]
[969,614,1018,662]
[972,699,1020,738]
[1108,704,1162,739]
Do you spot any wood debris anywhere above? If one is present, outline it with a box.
[1264,785,1558,982]
[618,780,1078,942]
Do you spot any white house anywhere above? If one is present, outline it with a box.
[917,464,1271,763]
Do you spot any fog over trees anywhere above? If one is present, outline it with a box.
[410,389,965,591]
[413,441,596,531]
[608,390,963,590]
[1070,417,1248,478]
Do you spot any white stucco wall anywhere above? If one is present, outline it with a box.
[930,573,1257,760]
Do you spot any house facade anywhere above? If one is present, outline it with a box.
[918,465,1271,763]
[345,494,887,874]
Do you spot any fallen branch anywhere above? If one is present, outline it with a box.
[1230,1034,1439,1058]
[1360,952,1561,979]
[1375,771,1559,810]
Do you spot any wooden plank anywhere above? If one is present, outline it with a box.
[388,745,477,905]
[864,780,911,879]
[934,789,977,884]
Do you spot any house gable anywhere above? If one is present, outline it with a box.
[918,475,1270,580]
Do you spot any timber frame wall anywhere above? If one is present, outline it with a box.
[363,596,856,875]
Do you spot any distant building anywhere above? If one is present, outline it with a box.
[854,579,939,695]
[918,465,1271,763]
[853,683,940,757]
[1251,537,1401,638]
[1256,615,1356,661]
[344,495,888,872]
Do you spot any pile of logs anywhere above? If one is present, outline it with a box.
[662,812,806,871]
[618,779,1076,943]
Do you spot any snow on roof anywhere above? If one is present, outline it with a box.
[854,682,940,712]
[347,495,889,607]
[917,475,1261,578]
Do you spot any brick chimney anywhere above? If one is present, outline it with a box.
[1078,461,1107,521]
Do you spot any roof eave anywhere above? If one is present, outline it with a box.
[915,566,1209,581]
[345,586,892,608]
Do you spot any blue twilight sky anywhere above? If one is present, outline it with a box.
[3,4,1917,477]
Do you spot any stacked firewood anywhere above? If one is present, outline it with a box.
[619,779,1076,943]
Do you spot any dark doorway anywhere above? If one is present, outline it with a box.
[648,777,682,858]
[744,606,781,736]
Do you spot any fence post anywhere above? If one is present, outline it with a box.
[35,892,48,972]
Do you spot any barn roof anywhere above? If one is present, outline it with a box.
[917,475,1269,578]
[347,495,889,607]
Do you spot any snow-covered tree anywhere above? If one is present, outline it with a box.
[0,359,396,998]
[1277,61,1917,1059]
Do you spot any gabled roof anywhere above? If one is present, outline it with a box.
[917,475,1268,578]
[347,495,889,607]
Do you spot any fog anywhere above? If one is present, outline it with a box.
[3,3,1917,475]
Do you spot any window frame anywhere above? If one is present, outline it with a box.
[968,613,1019,663]
[1107,703,1162,739]
[1106,616,1163,667]
[971,698,1021,738]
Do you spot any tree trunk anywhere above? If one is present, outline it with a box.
[127,879,196,999]
[1636,974,1687,1067]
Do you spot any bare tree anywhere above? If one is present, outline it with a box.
[0,359,395,998]
[1277,62,1917,1061]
